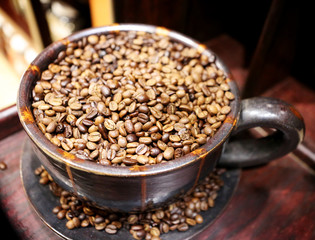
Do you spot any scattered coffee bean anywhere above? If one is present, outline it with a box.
[105,224,118,234]
[0,161,7,171]
[36,166,225,240]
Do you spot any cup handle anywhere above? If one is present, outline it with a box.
[219,97,305,168]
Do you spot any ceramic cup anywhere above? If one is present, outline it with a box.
[17,24,305,212]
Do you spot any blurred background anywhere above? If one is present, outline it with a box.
[0,0,313,109]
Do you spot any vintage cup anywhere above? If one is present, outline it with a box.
[17,24,305,212]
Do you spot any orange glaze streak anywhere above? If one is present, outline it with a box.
[29,64,40,75]
[224,116,236,125]
[191,148,207,156]
[20,106,35,124]
[110,23,120,33]
[197,44,206,54]
[156,27,170,36]
[66,164,78,196]
[193,155,206,189]
[57,148,76,160]
[141,177,147,211]
[190,148,207,188]
[60,38,70,46]
[129,165,147,172]
[289,106,303,121]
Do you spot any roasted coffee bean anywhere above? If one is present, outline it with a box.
[136,144,148,155]
[122,157,137,166]
[86,108,98,119]
[57,209,67,219]
[0,161,7,171]
[150,147,161,157]
[36,166,224,239]
[195,214,203,224]
[95,222,106,231]
[150,227,160,237]
[125,120,135,133]
[128,214,138,224]
[137,155,149,165]
[126,134,138,143]
[163,147,174,160]
[138,105,149,113]
[105,224,118,234]
[138,113,149,123]
[104,119,116,131]
[88,132,102,142]
[66,220,75,229]
[177,223,189,232]
[139,137,152,145]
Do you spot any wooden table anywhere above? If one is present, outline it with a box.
[1,36,315,239]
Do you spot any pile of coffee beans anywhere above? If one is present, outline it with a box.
[31,30,234,165]
[35,166,225,239]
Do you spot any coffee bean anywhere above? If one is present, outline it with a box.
[163,147,174,160]
[137,155,149,165]
[72,217,81,227]
[107,149,116,160]
[177,223,189,231]
[208,197,215,207]
[46,121,57,133]
[57,209,67,219]
[138,113,149,123]
[136,93,149,103]
[0,162,7,171]
[220,106,231,115]
[126,134,137,143]
[95,222,106,231]
[169,135,181,142]
[86,108,98,119]
[109,101,118,111]
[88,132,102,142]
[150,147,161,157]
[125,120,135,133]
[138,105,149,113]
[41,70,53,81]
[128,214,138,224]
[77,123,87,133]
[105,224,117,234]
[157,140,167,151]
[186,218,196,226]
[150,227,160,237]
[139,137,152,145]
[104,119,116,131]
[66,220,75,229]
[87,34,98,45]
[122,157,137,166]
[225,91,235,100]
[136,144,148,155]
[163,124,174,132]
[118,137,127,148]
[195,214,203,224]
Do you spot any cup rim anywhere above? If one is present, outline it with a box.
[17,23,240,177]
